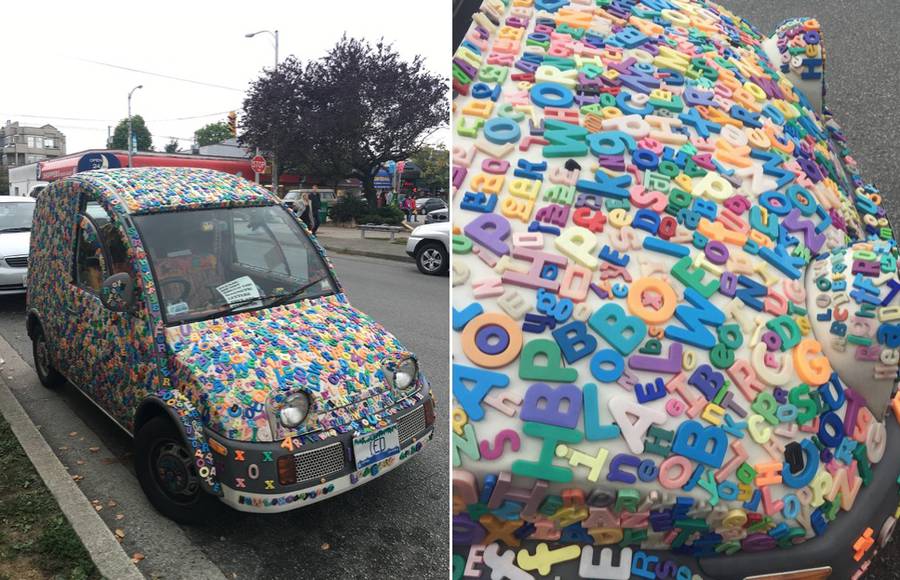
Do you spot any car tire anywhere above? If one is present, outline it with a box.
[32,325,64,389]
[134,416,220,525]
[415,242,448,275]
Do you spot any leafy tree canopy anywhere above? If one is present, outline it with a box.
[194,121,233,147]
[241,36,448,207]
[164,139,179,153]
[110,115,153,151]
[410,144,449,194]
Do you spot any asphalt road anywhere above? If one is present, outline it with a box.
[0,253,448,579]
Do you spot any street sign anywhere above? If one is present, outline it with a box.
[251,155,267,174]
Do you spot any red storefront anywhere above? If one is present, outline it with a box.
[37,150,300,187]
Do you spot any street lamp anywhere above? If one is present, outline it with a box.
[245,29,280,195]
[127,84,143,168]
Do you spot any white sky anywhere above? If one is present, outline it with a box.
[2,0,449,154]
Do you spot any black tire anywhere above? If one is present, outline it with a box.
[415,241,448,275]
[134,416,220,525]
[32,325,64,388]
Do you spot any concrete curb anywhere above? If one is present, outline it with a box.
[0,368,143,580]
[318,241,414,263]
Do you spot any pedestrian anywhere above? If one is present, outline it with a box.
[403,195,414,222]
[296,191,316,232]
[309,185,322,234]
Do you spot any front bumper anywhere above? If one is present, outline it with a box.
[209,396,435,513]
[406,236,423,257]
[0,265,27,295]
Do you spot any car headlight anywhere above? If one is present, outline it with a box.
[278,393,310,428]
[386,357,418,392]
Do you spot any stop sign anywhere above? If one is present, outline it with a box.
[251,155,266,173]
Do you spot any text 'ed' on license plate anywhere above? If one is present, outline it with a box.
[353,424,401,470]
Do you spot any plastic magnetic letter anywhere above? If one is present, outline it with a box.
[671,420,728,468]
[453,364,510,421]
[521,383,583,429]
[519,339,579,382]
[608,396,666,454]
[511,422,582,483]
[588,303,647,356]
[582,383,621,441]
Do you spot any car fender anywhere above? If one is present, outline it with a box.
[136,392,222,496]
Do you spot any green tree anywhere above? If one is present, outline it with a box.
[164,139,179,153]
[110,115,153,151]
[194,121,233,147]
[241,36,447,209]
[410,144,449,193]
[0,167,8,196]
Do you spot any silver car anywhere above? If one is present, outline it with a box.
[0,197,36,294]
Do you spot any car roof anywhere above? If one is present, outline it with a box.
[67,167,275,215]
[0,197,35,203]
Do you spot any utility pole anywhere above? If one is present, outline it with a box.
[246,29,280,194]
[127,85,143,167]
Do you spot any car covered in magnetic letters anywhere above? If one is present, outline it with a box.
[452,1,899,579]
[27,167,435,522]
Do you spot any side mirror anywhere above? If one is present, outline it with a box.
[101,272,135,313]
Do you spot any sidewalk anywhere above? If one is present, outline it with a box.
[314,223,416,262]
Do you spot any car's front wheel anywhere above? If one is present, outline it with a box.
[135,416,219,524]
[32,325,64,389]
[415,242,448,275]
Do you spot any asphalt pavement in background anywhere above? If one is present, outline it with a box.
[721,3,900,578]
[0,253,448,579]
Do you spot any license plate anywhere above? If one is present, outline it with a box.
[353,425,400,470]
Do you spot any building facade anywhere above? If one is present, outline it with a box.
[1,121,66,167]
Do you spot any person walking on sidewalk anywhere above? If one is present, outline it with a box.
[309,185,322,234]
[296,191,316,232]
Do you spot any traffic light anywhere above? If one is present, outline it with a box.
[227,111,237,136]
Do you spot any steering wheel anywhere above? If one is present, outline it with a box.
[160,277,192,304]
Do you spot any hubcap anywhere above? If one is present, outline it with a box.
[35,337,50,378]
[421,249,443,272]
[153,440,200,501]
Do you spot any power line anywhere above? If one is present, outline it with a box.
[1,109,240,125]
[74,57,245,92]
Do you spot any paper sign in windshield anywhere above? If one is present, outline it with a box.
[216,276,261,309]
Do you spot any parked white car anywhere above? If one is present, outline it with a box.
[405,222,449,275]
[0,197,36,294]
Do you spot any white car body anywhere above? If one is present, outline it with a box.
[0,197,36,294]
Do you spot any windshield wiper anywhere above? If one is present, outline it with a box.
[267,275,330,309]
[0,227,30,233]
[187,276,331,322]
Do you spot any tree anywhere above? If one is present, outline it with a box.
[194,121,233,147]
[110,115,153,151]
[410,144,449,194]
[164,139,179,153]
[241,36,448,208]
[0,167,8,196]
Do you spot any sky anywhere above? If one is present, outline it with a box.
[2,0,449,155]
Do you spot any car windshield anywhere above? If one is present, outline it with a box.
[0,202,35,232]
[133,204,337,325]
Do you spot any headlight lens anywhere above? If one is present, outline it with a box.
[387,357,418,392]
[278,393,310,428]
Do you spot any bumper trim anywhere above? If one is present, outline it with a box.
[218,427,433,513]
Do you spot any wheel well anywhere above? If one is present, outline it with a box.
[415,239,446,255]
[134,399,175,434]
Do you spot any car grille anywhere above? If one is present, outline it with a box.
[398,406,426,445]
[5,256,27,268]
[293,442,345,482]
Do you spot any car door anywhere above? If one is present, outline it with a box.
[64,193,156,427]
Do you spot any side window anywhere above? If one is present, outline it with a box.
[74,199,133,295]
[74,216,106,294]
